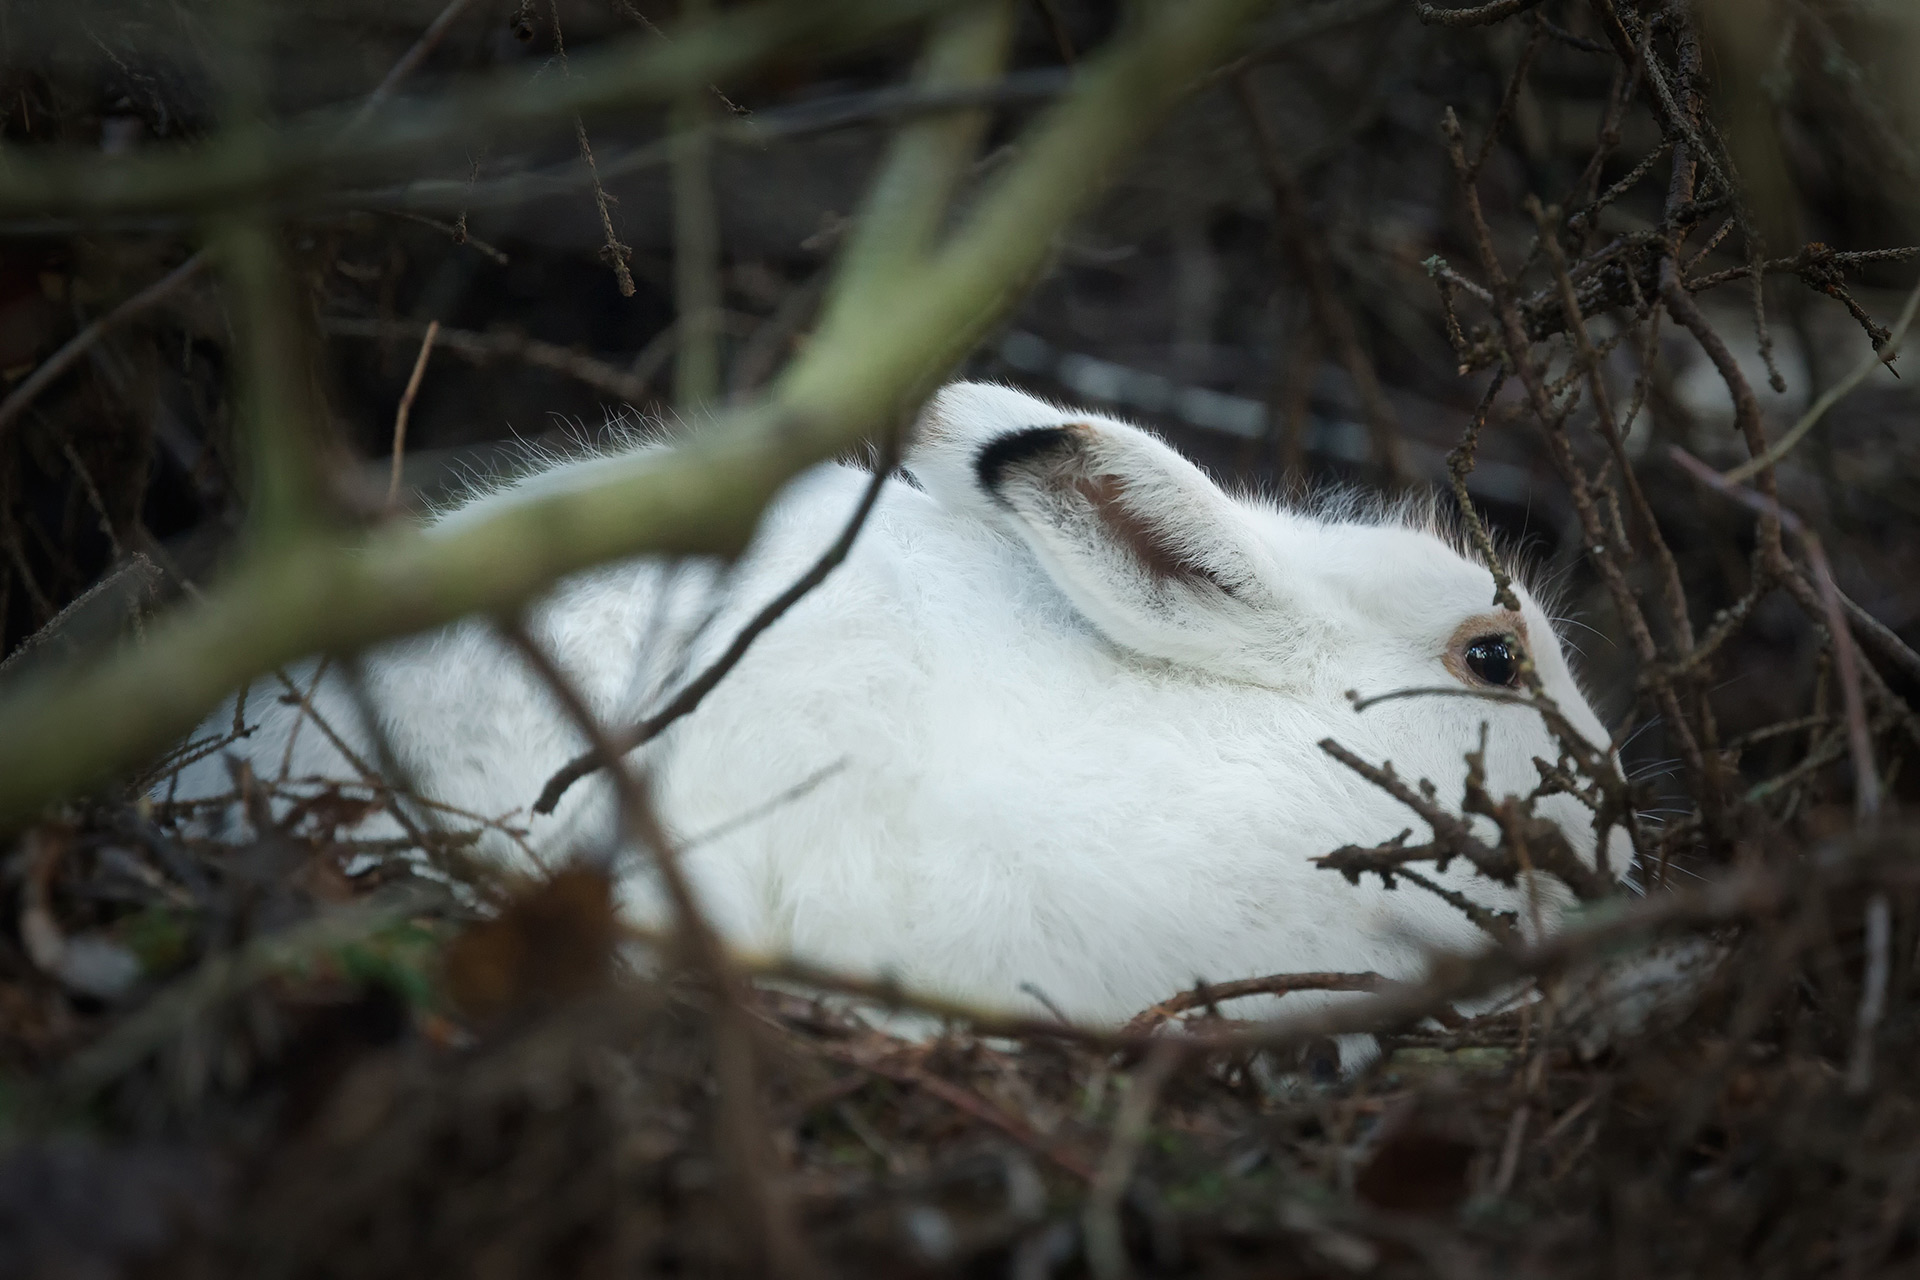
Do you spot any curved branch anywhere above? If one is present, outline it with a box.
[1412,0,1546,27]
[533,443,898,816]
[0,0,1277,825]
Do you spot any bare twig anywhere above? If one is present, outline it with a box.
[534,436,900,815]
[1317,737,1612,902]
[0,252,208,439]
[1438,108,1714,824]
[352,0,485,123]
[387,319,440,509]
[1490,1104,1530,1197]
[1532,197,1694,655]
[1669,447,1879,819]
[1446,372,1520,610]
[671,0,721,400]
[1235,71,1407,484]
[324,316,656,404]
[1840,592,1920,688]
[608,834,1920,1093]
[1724,274,1920,483]
[1125,971,1388,1032]
[546,1,638,298]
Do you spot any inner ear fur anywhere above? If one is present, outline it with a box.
[934,403,1304,673]
[975,422,1248,598]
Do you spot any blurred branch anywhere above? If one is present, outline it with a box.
[351,0,487,125]
[1207,0,1401,82]
[823,2,1016,317]
[60,884,440,1097]
[342,69,1074,217]
[0,0,961,219]
[215,222,327,546]
[498,616,816,1276]
[1234,69,1407,485]
[672,0,722,406]
[1085,1040,1181,1280]
[0,0,1276,824]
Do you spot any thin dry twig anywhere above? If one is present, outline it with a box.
[0,252,208,438]
[1445,372,1519,610]
[1668,447,1878,820]
[1531,195,1694,654]
[1724,273,1920,483]
[1235,71,1406,484]
[323,316,655,404]
[672,0,722,399]
[545,1,637,297]
[534,435,901,815]
[352,0,485,122]
[1125,971,1388,1032]
[1437,104,1716,843]
[387,319,440,509]
[1316,736,1612,902]
[616,836,1919,1061]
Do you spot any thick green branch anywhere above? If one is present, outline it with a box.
[0,0,1274,825]
[215,222,327,546]
[825,1,1016,312]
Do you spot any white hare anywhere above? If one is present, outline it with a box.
[173,381,1625,1030]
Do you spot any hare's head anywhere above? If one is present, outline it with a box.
[909,381,1627,886]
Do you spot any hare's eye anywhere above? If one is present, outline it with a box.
[1463,635,1521,687]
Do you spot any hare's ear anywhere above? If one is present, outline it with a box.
[909,382,1287,670]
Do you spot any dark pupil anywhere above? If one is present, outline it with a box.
[1464,635,1520,687]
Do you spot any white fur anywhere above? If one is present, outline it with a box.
[172,382,1626,1030]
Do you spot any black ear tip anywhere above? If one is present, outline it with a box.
[974,425,1077,495]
